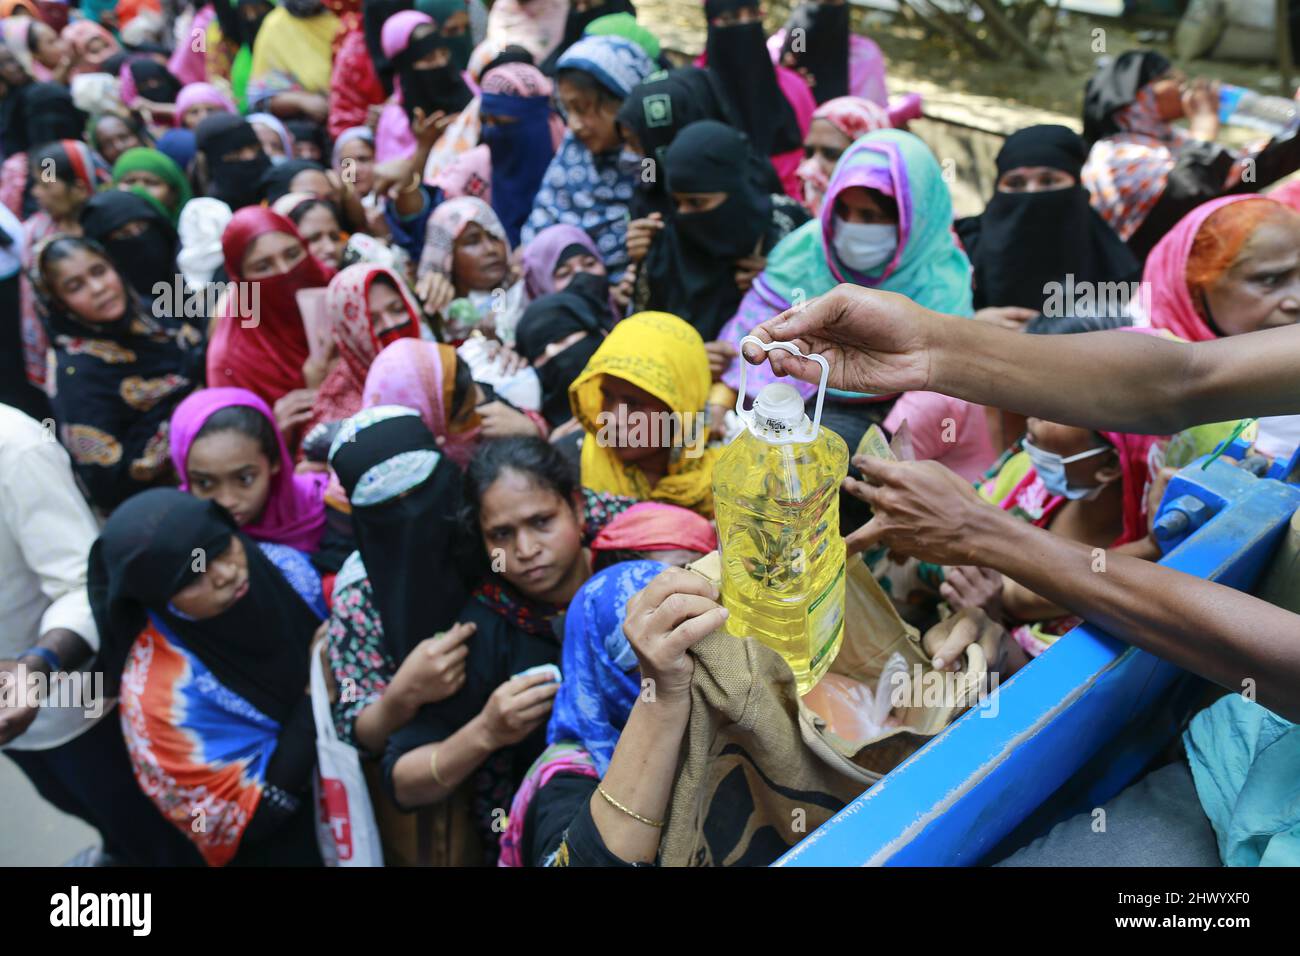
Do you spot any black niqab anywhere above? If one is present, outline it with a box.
[704,10,802,156]
[515,279,610,427]
[1082,49,1171,145]
[392,28,474,121]
[780,2,849,104]
[195,112,272,210]
[80,190,179,298]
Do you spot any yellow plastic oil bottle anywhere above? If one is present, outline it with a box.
[712,337,848,694]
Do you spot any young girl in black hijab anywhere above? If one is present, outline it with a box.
[90,490,326,866]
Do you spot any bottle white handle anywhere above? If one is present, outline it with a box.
[736,336,830,440]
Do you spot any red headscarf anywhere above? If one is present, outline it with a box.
[205,207,334,414]
[306,263,422,435]
[1141,195,1294,343]
[590,501,718,557]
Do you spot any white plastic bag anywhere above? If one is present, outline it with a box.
[310,640,383,866]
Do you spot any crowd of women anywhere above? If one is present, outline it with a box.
[1,0,1297,868]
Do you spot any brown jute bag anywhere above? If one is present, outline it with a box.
[659,552,987,867]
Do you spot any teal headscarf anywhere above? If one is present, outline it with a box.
[414,0,473,72]
[755,129,973,319]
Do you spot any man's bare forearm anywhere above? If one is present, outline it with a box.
[926,314,1300,434]
[970,511,1300,721]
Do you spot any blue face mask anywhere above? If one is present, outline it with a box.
[1023,435,1112,500]
[832,217,897,272]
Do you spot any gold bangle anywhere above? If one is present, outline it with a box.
[596,785,664,828]
[429,746,447,787]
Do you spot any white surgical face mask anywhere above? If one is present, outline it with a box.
[832,217,897,272]
[1023,435,1112,500]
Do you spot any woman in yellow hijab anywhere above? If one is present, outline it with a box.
[569,312,720,517]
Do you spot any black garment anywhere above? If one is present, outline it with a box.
[214,0,274,52]
[780,2,849,104]
[540,0,637,74]
[956,125,1138,311]
[363,0,414,94]
[392,28,473,121]
[194,113,272,210]
[127,57,183,104]
[87,490,322,865]
[383,597,562,857]
[3,82,87,154]
[479,43,535,79]
[37,253,202,512]
[705,18,802,157]
[0,232,51,420]
[617,67,776,218]
[80,191,180,298]
[1081,49,1170,145]
[285,118,329,160]
[641,119,808,339]
[515,279,610,427]
[526,771,638,866]
[258,158,328,203]
[329,412,471,663]
[4,710,204,866]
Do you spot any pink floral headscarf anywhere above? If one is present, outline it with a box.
[798,96,892,215]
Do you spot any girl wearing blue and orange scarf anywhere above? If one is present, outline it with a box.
[90,490,328,866]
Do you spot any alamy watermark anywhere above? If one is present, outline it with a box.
[0,665,105,719]
[152,276,261,328]
[594,406,709,459]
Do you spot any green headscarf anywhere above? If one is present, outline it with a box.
[112,148,193,225]
[414,0,473,72]
[584,13,660,61]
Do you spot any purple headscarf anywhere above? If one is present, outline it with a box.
[520,223,602,299]
[169,388,328,553]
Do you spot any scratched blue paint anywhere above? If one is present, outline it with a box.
[776,457,1300,867]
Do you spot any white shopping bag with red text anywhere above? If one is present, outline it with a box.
[310,640,383,866]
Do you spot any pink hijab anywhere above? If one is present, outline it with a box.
[169,387,328,552]
[361,339,483,469]
[173,81,237,127]
[798,96,892,214]
[61,20,119,78]
[1140,195,1280,343]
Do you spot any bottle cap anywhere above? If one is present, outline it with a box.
[751,382,809,442]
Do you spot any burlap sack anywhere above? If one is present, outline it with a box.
[660,553,987,867]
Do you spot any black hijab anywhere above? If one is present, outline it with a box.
[392,25,474,122]
[1082,49,1171,145]
[780,2,849,104]
[128,57,183,104]
[515,279,610,427]
[540,0,637,74]
[704,0,802,156]
[80,191,179,298]
[956,124,1139,312]
[364,0,415,94]
[258,158,327,203]
[195,112,272,210]
[617,66,777,218]
[89,490,318,721]
[4,83,88,154]
[645,119,772,339]
[329,408,471,662]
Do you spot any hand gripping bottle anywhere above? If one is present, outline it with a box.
[712,337,849,694]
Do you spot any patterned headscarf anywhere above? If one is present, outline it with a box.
[555,34,654,99]
[417,195,510,281]
[799,96,892,215]
[62,20,120,77]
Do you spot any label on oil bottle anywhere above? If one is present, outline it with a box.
[807,564,845,672]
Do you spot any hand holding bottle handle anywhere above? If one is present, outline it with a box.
[737,335,830,439]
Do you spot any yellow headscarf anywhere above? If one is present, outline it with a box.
[249,7,341,96]
[569,312,719,517]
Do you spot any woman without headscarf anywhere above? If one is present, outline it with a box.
[477,62,560,246]
[205,206,334,444]
[379,434,633,863]
[111,146,192,226]
[416,195,526,344]
[193,112,272,211]
[33,235,203,512]
[797,96,892,216]
[78,188,179,299]
[170,387,329,555]
[718,129,973,459]
[635,119,809,344]
[515,276,612,429]
[957,124,1138,315]
[569,310,720,517]
[89,490,326,866]
[767,0,888,106]
[521,35,655,277]
[304,262,424,436]
[698,0,814,200]
[1081,50,1300,261]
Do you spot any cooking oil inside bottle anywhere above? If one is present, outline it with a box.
[713,382,848,694]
